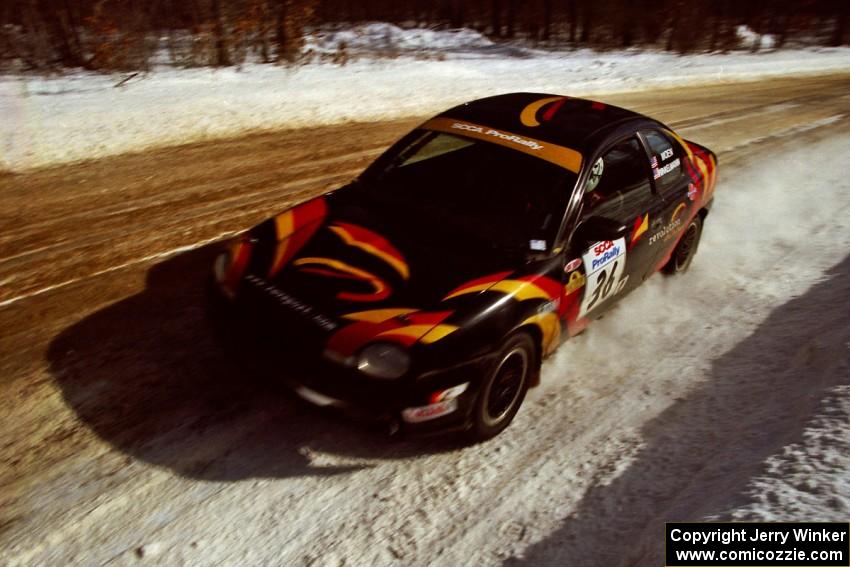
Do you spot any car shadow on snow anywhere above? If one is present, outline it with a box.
[47,244,462,482]
[505,252,850,567]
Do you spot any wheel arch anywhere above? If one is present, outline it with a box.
[509,324,543,388]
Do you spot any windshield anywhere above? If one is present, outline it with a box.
[361,130,577,253]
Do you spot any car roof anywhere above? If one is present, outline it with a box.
[438,92,648,154]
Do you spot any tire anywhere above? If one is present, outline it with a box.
[664,215,703,274]
[467,333,536,442]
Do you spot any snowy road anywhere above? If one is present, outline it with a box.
[1,73,850,566]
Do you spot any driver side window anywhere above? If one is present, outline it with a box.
[583,136,652,222]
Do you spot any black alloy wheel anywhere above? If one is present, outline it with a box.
[665,215,703,274]
[468,333,536,442]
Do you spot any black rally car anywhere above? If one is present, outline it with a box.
[209,93,717,440]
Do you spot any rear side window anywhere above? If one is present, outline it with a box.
[643,130,684,193]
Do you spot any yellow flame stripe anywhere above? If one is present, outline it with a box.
[420,324,459,344]
[665,129,694,162]
[269,210,294,276]
[490,280,553,301]
[342,308,418,323]
[633,214,649,243]
[519,96,565,127]
[446,279,552,301]
[666,127,710,187]
[293,257,386,295]
[376,324,434,340]
[708,154,717,189]
[521,312,561,355]
[708,154,717,184]
[671,203,687,223]
[692,155,710,189]
[565,271,586,295]
[444,282,493,300]
[329,225,410,280]
[376,324,460,344]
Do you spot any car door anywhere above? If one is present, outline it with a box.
[639,128,694,272]
[567,134,665,321]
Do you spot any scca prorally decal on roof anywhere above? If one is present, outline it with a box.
[422,117,582,173]
[450,121,543,150]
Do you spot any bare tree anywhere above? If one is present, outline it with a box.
[449,0,464,29]
[275,0,315,64]
[579,0,595,44]
[491,0,502,37]
[566,0,577,43]
[541,0,553,41]
[41,0,88,67]
[505,0,516,38]
[209,0,231,65]
[829,0,847,45]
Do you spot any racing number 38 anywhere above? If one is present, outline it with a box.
[587,259,618,310]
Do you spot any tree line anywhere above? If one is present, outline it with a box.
[1,0,847,72]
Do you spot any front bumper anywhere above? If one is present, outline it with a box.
[207,280,495,435]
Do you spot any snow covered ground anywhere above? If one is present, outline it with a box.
[2,23,850,172]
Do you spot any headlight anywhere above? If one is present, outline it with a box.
[357,343,410,380]
[213,238,253,297]
[213,250,232,283]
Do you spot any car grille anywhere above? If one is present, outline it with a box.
[233,274,339,358]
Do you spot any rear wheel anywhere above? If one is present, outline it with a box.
[664,215,703,274]
[467,333,536,442]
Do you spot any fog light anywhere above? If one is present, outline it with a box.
[217,252,232,276]
[401,399,458,423]
[429,382,469,404]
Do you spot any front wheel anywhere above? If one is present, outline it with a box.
[664,215,703,274]
[467,333,536,442]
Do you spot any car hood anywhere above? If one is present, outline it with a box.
[230,188,531,351]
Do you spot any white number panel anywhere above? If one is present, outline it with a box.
[578,237,627,318]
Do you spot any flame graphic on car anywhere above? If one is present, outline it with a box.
[328,222,409,280]
[268,197,328,278]
[294,257,392,302]
[292,222,410,303]
[519,96,567,127]
[327,309,459,356]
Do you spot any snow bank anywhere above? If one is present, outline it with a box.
[736,25,777,51]
[305,23,496,55]
[2,25,850,172]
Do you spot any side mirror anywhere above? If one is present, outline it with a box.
[573,216,628,247]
